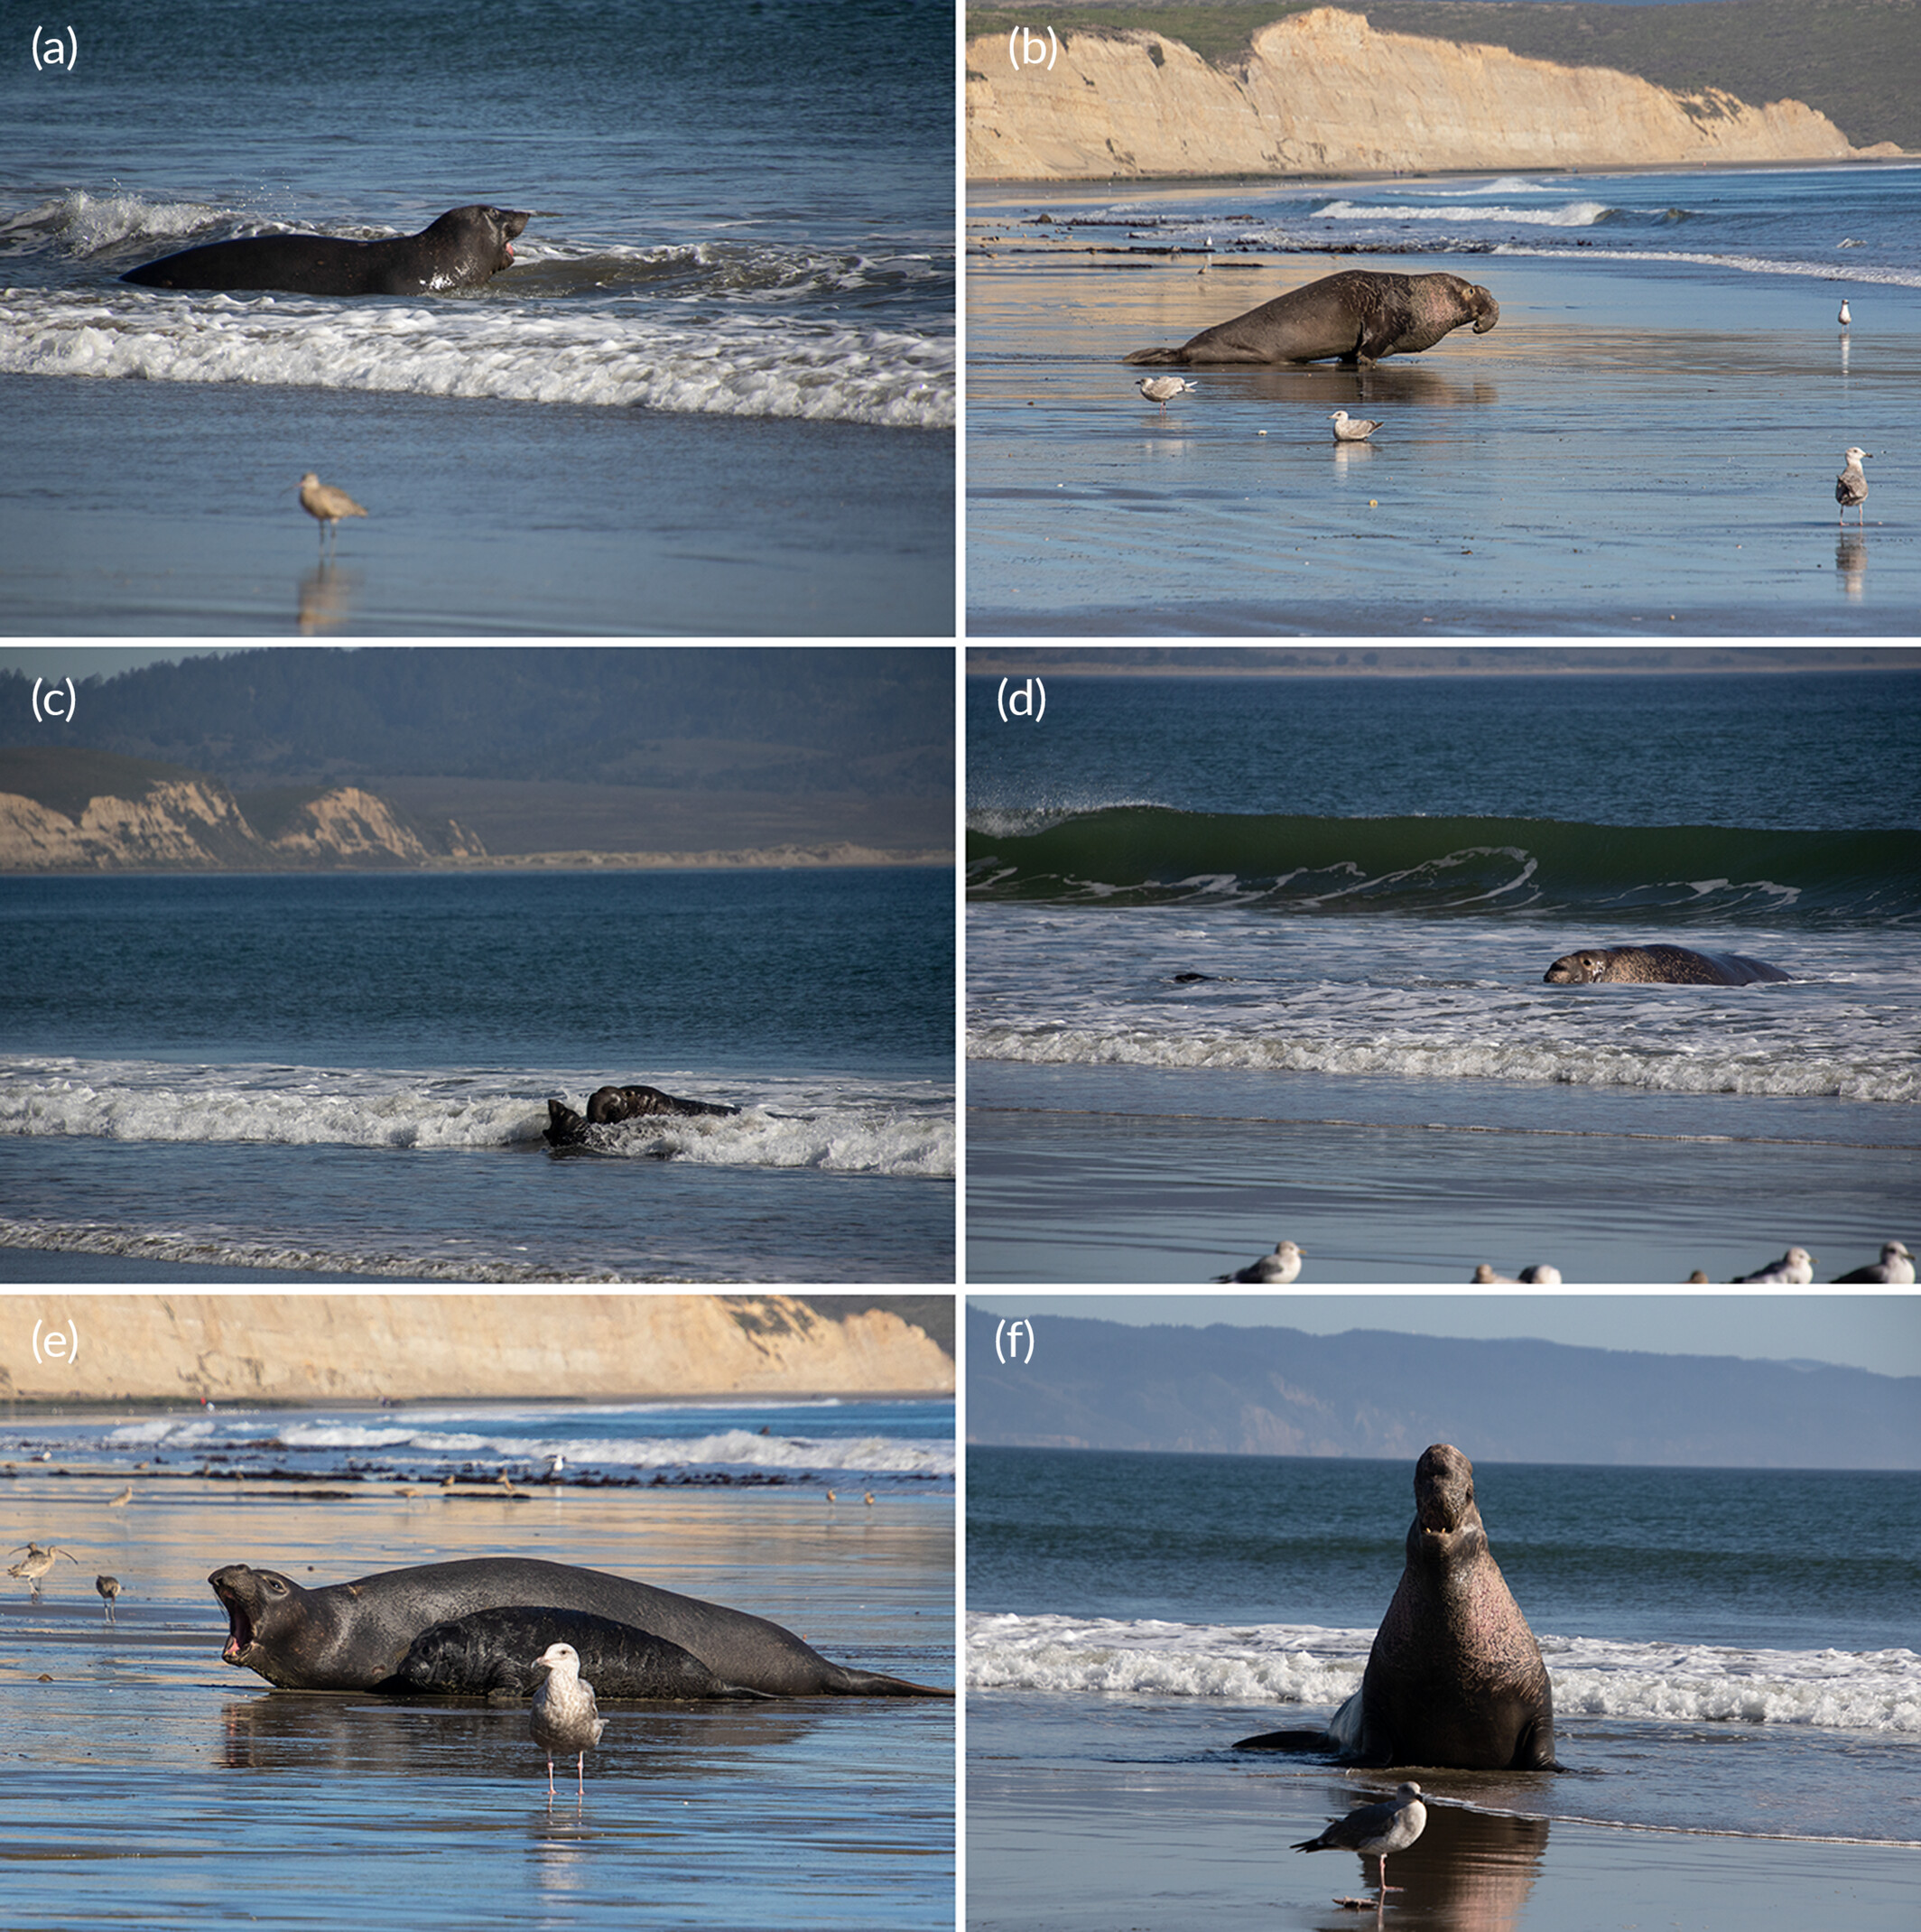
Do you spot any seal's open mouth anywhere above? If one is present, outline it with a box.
[213,1579,253,1664]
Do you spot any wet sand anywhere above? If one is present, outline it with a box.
[968,1696,1917,1932]
[0,1473,952,1930]
[965,225,1921,634]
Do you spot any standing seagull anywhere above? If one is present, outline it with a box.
[531,1642,606,1801]
[1137,376,1197,414]
[298,471,369,552]
[1835,448,1870,527]
[96,1576,122,1624]
[1329,410,1381,442]
[1294,1783,1427,1901]
[1214,1239,1304,1284]
[1838,299,1851,327]
[6,1544,79,1602]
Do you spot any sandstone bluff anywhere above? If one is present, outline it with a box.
[966,8,1891,180]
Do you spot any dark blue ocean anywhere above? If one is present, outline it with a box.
[966,1443,1920,1928]
[0,0,953,631]
[1,867,955,1280]
[966,664,1921,1283]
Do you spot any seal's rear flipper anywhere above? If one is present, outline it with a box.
[1123,347,1183,366]
[1232,1727,1336,1752]
[824,1666,955,1697]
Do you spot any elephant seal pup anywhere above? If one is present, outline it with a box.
[211,1557,951,1696]
[123,205,529,295]
[543,1082,740,1147]
[1126,269,1498,367]
[1236,1444,1556,1768]
[1544,944,1791,986]
[386,1606,772,1702]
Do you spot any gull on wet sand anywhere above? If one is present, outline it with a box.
[1835,448,1869,526]
[1838,299,1851,327]
[1294,1782,1427,1901]
[531,1641,606,1801]
[298,471,368,550]
[96,1575,122,1623]
[1831,1240,1914,1284]
[1732,1246,1816,1284]
[1137,376,1197,413]
[1329,410,1381,442]
[1215,1239,1304,1284]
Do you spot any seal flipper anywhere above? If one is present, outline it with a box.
[821,1664,954,1698]
[1232,1685,1361,1753]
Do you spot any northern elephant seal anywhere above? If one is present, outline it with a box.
[1236,1444,1556,1769]
[1125,269,1498,368]
[386,1607,774,1702]
[543,1082,740,1147]
[123,205,529,295]
[1543,944,1791,986]
[210,1558,950,1696]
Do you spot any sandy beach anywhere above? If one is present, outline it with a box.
[966,175,1921,634]
[0,1463,953,1931]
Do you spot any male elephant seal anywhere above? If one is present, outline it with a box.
[1543,944,1791,986]
[543,1082,740,1147]
[386,1607,773,1702]
[123,204,529,295]
[210,1558,950,1696]
[1235,1444,1556,1769]
[1126,269,1498,367]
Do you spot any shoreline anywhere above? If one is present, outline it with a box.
[968,153,1920,189]
[1,846,954,879]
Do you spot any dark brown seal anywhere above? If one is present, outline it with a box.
[543,1083,740,1147]
[210,1557,951,1697]
[122,205,529,295]
[1544,944,1792,986]
[1125,269,1498,367]
[386,1606,773,1702]
[1236,1444,1556,1769]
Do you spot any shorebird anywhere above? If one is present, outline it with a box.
[1835,448,1869,527]
[96,1575,122,1624]
[1214,1239,1304,1284]
[6,1544,79,1602]
[1732,1246,1816,1284]
[1137,375,1197,414]
[1294,1782,1427,1903]
[1830,1240,1915,1284]
[1329,409,1381,442]
[298,471,368,552]
[107,1484,133,1507]
[531,1642,606,1801]
[1838,298,1851,327]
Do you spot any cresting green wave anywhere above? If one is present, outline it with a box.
[965,810,1921,921]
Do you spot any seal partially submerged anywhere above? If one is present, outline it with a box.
[1236,1444,1556,1769]
[387,1606,774,1702]
[123,204,530,295]
[1126,269,1498,368]
[211,1557,950,1697]
[543,1082,739,1147]
[1544,944,1791,986]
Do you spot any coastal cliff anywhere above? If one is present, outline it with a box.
[0,1294,955,1402]
[0,748,485,871]
[967,7,1892,179]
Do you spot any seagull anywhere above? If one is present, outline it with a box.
[1329,410,1381,442]
[1294,1782,1427,1901]
[107,1485,133,1507]
[1137,376,1197,413]
[531,1642,606,1801]
[1517,1264,1562,1284]
[96,1575,122,1623]
[1214,1239,1304,1284]
[1835,448,1869,527]
[1830,1240,1914,1284]
[298,471,368,552]
[1838,299,1851,327]
[1732,1246,1816,1284]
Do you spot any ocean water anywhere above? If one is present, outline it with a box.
[966,1444,1918,1927]
[965,666,1921,1283]
[967,163,1921,632]
[0,867,956,1281]
[0,1406,952,1931]
[1,0,953,632]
